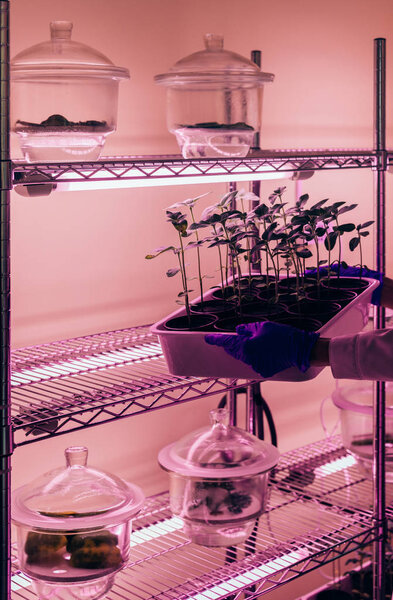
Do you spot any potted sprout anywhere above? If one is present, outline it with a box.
[148,188,379,380]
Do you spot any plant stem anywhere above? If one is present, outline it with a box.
[213,224,225,293]
[190,206,204,304]
[178,233,190,320]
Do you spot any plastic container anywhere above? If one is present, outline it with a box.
[152,276,379,380]
[11,21,130,162]
[332,384,393,482]
[155,34,274,158]
[12,446,144,600]
[158,408,279,547]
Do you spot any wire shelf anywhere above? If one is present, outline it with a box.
[10,438,378,600]
[11,150,377,188]
[11,326,257,446]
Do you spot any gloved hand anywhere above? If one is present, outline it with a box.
[205,321,320,378]
[305,264,383,305]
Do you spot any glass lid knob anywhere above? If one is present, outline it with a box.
[50,21,73,41]
[65,446,88,468]
[204,34,224,51]
[210,407,229,428]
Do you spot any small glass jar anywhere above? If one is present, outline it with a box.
[155,34,274,158]
[11,21,130,162]
[158,408,279,547]
[12,446,144,600]
[332,384,393,481]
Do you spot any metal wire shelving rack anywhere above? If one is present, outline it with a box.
[10,437,389,600]
[0,4,389,598]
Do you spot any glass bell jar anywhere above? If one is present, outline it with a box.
[155,34,274,159]
[11,21,130,162]
[12,446,144,600]
[158,408,279,547]
[332,383,393,481]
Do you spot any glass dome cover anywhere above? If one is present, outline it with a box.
[159,408,279,478]
[12,446,144,531]
[155,34,274,87]
[11,21,129,80]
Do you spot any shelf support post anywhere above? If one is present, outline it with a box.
[0,2,12,600]
[373,36,387,600]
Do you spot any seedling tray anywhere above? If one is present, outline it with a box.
[151,277,379,381]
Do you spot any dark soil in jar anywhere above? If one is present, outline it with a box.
[182,121,254,131]
[272,314,322,332]
[213,316,266,332]
[163,313,217,331]
[15,114,110,133]
[321,276,370,292]
[286,299,341,322]
[190,299,236,317]
[306,285,357,306]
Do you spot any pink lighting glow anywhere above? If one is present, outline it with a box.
[53,170,288,192]
[10,343,163,386]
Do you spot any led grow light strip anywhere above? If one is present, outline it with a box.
[185,548,311,600]
[129,515,184,546]
[314,454,357,478]
[11,343,163,386]
[54,171,288,191]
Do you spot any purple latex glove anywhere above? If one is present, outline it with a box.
[205,321,320,378]
[305,264,383,305]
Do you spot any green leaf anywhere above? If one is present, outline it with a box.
[166,268,181,277]
[337,204,357,216]
[337,223,356,233]
[178,290,193,297]
[360,231,370,237]
[349,237,360,251]
[296,247,313,259]
[310,199,328,210]
[324,231,338,250]
[358,220,374,229]
[145,245,176,259]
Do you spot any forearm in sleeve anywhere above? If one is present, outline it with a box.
[329,328,393,380]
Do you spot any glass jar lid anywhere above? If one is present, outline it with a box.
[11,21,130,80]
[155,34,274,87]
[159,408,279,478]
[12,446,144,530]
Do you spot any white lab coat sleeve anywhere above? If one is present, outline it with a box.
[329,328,393,380]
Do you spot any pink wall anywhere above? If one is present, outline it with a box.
[9,3,393,595]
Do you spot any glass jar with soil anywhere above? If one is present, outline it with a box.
[155,34,274,158]
[158,408,279,547]
[11,21,129,161]
[12,446,144,600]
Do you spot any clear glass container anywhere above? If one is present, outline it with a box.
[155,34,274,158]
[158,408,279,546]
[332,383,393,481]
[12,446,144,600]
[11,21,130,162]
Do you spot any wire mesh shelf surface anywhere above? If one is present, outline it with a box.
[11,149,377,188]
[11,437,379,600]
[11,325,258,446]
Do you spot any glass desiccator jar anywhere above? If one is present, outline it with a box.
[12,446,144,600]
[11,21,130,162]
[155,34,274,159]
[158,408,279,547]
